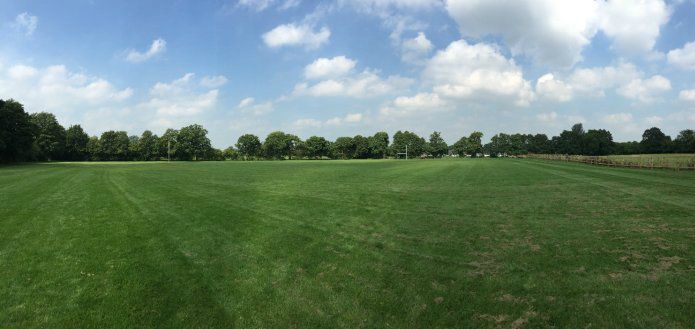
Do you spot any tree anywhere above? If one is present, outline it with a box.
[128,135,140,160]
[640,127,671,154]
[263,131,292,159]
[86,136,100,161]
[285,134,302,160]
[30,112,66,161]
[99,131,130,160]
[223,147,238,160]
[466,131,484,156]
[452,137,468,157]
[305,136,331,159]
[428,131,448,157]
[0,99,36,162]
[584,129,614,156]
[528,134,550,154]
[138,130,159,161]
[158,129,178,160]
[332,137,355,159]
[236,134,262,160]
[554,123,586,154]
[674,129,695,153]
[64,125,89,160]
[353,135,370,159]
[368,132,389,159]
[177,124,212,160]
[391,131,426,157]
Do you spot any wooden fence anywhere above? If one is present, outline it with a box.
[520,154,695,171]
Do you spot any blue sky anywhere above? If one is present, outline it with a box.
[1,0,695,147]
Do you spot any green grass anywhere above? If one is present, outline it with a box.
[1,159,693,328]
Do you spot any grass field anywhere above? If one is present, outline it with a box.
[1,159,694,328]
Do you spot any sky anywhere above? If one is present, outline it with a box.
[1,0,695,147]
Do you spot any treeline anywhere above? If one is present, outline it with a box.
[1,99,694,162]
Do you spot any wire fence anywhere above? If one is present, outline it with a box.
[521,154,695,171]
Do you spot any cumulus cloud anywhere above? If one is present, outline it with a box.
[237,97,274,115]
[262,23,330,49]
[617,75,671,104]
[0,64,132,112]
[294,69,413,98]
[445,0,599,67]
[304,56,356,79]
[200,75,229,88]
[597,0,671,55]
[236,0,300,11]
[401,32,433,64]
[13,12,38,36]
[667,42,695,70]
[293,112,364,129]
[139,73,219,117]
[380,92,447,118]
[423,39,535,106]
[444,0,670,67]
[535,74,573,102]
[680,89,695,102]
[601,112,633,124]
[534,62,671,103]
[126,38,167,63]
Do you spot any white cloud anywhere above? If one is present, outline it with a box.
[13,12,38,36]
[262,23,330,49]
[423,39,535,106]
[293,112,364,129]
[444,0,670,67]
[0,64,132,112]
[237,97,274,115]
[617,75,671,103]
[680,89,695,102]
[667,42,695,70]
[445,0,599,67]
[344,0,442,12]
[126,38,167,63]
[401,32,433,64]
[380,92,447,118]
[566,62,639,96]
[601,112,633,124]
[304,56,356,80]
[139,73,219,117]
[597,0,671,55]
[8,65,38,80]
[645,116,663,125]
[536,74,573,102]
[237,0,275,11]
[536,111,558,123]
[200,75,229,88]
[236,0,300,11]
[294,69,413,98]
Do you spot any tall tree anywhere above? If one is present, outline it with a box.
[158,129,179,160]
[466,131,484,156]
[128,135,140,160]
[99,131,130,160]
[391,131,426,157]
[305,136,331,159]
[65,125,89,160]
[263,131,291,159]
[30,112,66,161]
[236,134,262,160]
[640,127,671,154]
[584,129,614,156]
[332,137,355,159]
[428,131,448,157]
[86,136,100,161]
[0,99,36,162]
[368,132,389,159]
[674,129,695,153]
[353,135,370,159]
[177,124,212,160]
[452,137,469,157]
[138,130,159,161]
